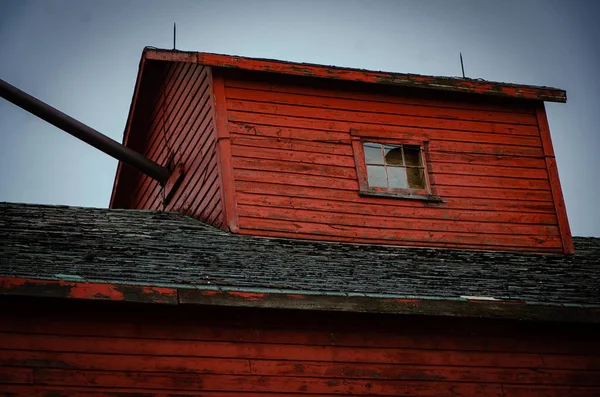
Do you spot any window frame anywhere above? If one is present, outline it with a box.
[350,129,442,202]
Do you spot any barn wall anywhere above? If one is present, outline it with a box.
[219,71,564,252]
[113,61,224,229]
[1,298,599,396]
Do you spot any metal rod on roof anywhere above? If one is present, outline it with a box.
[460,52,466,78]
[0,78,172,185]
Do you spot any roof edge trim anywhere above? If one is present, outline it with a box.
[143,47,567,103]
[1,277,597,323]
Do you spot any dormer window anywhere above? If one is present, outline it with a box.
[350,130,441,202]
[363,143,427,190]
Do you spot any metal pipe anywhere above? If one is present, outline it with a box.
[0,78,171,185]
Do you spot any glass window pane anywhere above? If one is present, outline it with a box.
[404,146,422,167]
[384,146,403,165]
[407,167,425,189]
[364,143,383,165]
[367,165,387,187]
[387,166,409,189]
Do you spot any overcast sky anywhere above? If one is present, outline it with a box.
[1,0,598,237]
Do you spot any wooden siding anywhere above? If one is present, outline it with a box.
[120,62,224,228]
[220,72,565,252]
[1,298,600,396]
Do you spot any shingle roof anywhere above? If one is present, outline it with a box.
[1,202,599,322]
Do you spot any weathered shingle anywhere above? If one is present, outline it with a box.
[1,202,599,307]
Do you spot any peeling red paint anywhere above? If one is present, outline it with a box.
[393,299,420,304]
[227,291,267,301]
[67,283,125,301]
[200,290,220,296]
[286,294,306,300]
[144,49,561,103]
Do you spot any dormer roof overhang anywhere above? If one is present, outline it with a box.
[144,47,567,103]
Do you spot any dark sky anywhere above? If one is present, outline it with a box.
[1,0,599,236]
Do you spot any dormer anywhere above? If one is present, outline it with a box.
[110,48,572,254]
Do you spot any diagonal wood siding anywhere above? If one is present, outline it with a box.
[122,62,224,228]
[1,298,599,396]
[221,72,564,252]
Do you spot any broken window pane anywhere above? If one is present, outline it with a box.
[364,143,383,165]
[387,166,409,189]
[367,165,387,187]
[384,146,404,165]
[407,167,425,189]
[403,146,422,167]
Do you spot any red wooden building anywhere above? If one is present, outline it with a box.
[1,48,599,396]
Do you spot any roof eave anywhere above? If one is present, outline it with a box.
[143,47,567,103]
[2,276,597,324]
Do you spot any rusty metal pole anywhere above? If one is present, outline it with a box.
[0,78,171,185]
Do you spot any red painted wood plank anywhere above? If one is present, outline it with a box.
[0,366,33,384]
[231,139,355,166]
[225,85,540,125]
[4,349,600,386]
[238,229,564,253]
[536,105,574,255]
[227,99,541,136]
[233,169,554,201]
[238,217,563,249]
[502,385,600,397]
[235,180,558,213]
[213,73,239,232]
[236,205,559,236]
[227,115,545,157]
[224,76,539,114]
[232,157,357,180]
[432,174,551,190]
[0,333,551,368]
[230,135,354,161]
[0,384,343,397]
[180,50,567,102]
[236,192,558,225]
[228,108,541,140]
[135,64,209,209]
[230,121,542,150]
[26,367,509,395]
[0,278,178,304]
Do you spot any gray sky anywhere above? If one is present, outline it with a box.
[1,0,599,237]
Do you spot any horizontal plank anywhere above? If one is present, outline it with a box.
[230,120,542,148]
[0,365,33,384]
[427,151,548,169]
[502,385,600,397]
[0,384,338,397]
[236,193,558,225]
[237,205,559,236]
[230,120,351,143]
[2,350,599,386]
[432,163,549,179]
[233,169,554,201]
[433,174,551,190]
[232,151,549,181]
[238,217,563,249]
[238,229,564,253]
[225,86,539,125]
[232,157,357,180]
[227,99,541,136]
[231,143,355,167]
[0,333,549,368]
[224,77,538,114]
[228,116,545,157]
[28,368,507,395]
[235,180,557,213]
[2,316,596,355]
[231,132,353,156]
